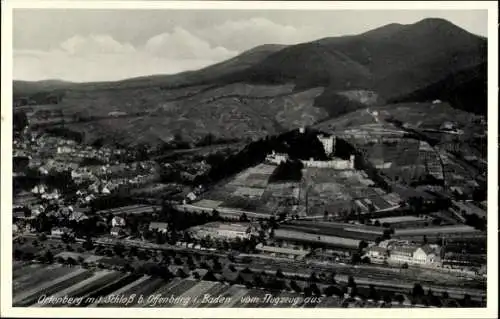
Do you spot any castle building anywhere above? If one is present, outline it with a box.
[317,134,336,156]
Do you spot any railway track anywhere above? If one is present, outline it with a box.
[18,234,485,300]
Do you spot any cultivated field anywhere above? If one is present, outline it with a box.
[301,168,395,217]
[194,163,300,217]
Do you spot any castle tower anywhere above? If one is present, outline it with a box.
[317,135,334,156]
[349,155,355,169]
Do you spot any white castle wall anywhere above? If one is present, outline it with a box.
[301,155,355,169]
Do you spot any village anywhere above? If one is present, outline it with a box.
[11,115,488,309]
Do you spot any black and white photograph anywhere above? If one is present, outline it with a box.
[1,1,498,318]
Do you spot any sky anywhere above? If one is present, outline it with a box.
[13,9,488,82]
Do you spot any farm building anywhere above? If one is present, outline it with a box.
[364,246,389,263]
[274,229,361,250]
[386,242,442,266]
[149,222,168,233]
[96,204,160,216]
[51,227,73,237]
[111,216,126,228]
[110,227,125,237]
[265,151,289,165]
[255,243,309,260]
[189,222,253,240]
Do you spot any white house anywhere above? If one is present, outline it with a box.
[111,216,126,228]
[110,227,123,237]
[265,151,288,165]
[57,146,73,154]
[51,227,73,237]
[364,246,388,263]
[388,244,441,266]
[149,222,169,233]
[412,246,438,265]
[186,192,197,202]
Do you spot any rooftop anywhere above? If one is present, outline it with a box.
[255,244,309,256]
[195,222,251,232]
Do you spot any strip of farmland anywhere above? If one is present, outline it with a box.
[88,275,152,307]
[13,264,74,295]
[13,268,93,307]
[155,279,199,307]
[78,273,142,307]
[29,270,118,307]
[213,285,249,308]
[140,277,184,307]
[177,280,220,307]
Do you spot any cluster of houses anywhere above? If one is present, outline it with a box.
[364,239,442,267]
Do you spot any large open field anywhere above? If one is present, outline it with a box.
[301,168,396,217]
[189,162,399,219]
[191,163,300,218]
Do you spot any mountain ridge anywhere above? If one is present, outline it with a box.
[13,18,487,146]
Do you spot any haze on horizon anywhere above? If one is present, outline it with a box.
[13,9,488,83]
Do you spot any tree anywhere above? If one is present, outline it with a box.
[309,283,321,296]
[412,283,425,297]
[347,276,356,288]
[240,213,248,222]
[276,269,285,278]
[461,294,472,307]
[309,272,318,283]
[383,294,392,306]
[241,267,253,274]
[369,284,379,301]
[290,280,302,293]
[66,257,76,266]
[374,220,381,227]
[44,250,54,264]
[83,237,94,251]
[358,240,368,251]
[211,209,221,220]
[330,271,337,284]
[13,110,29,132]
[303,286,313,297]
[113,243,125,256]
[394,294,405,305]
[423,235,428,244]
[382,229,392,240]
[324,285,339,297]
[351,253,361,264]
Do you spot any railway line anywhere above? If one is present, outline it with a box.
[18,234,485,301]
